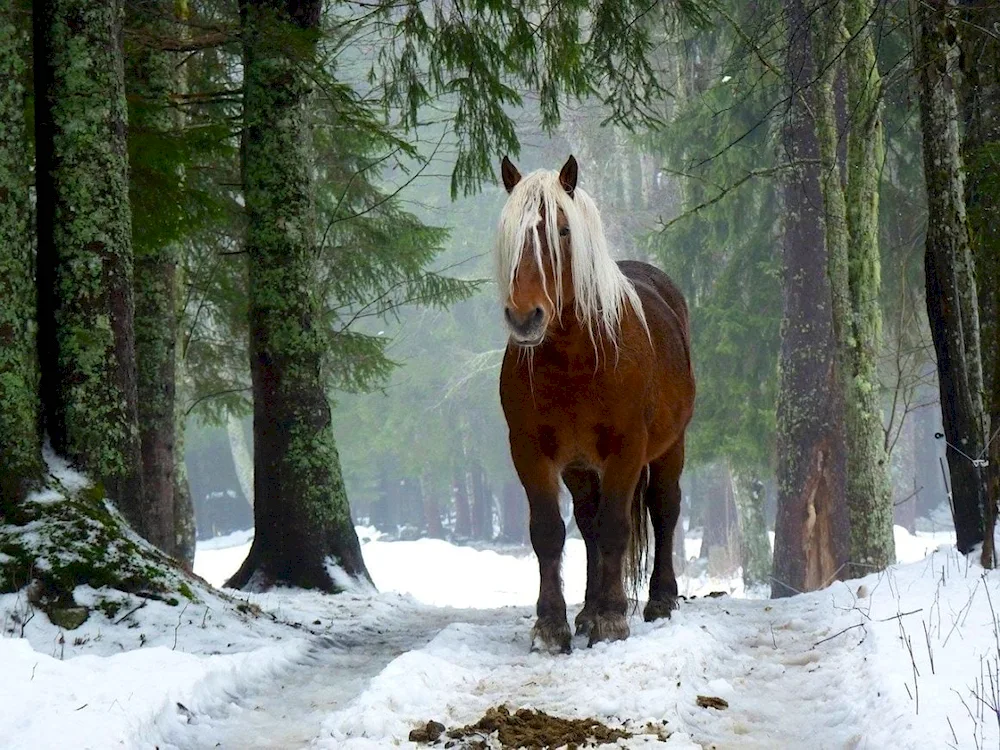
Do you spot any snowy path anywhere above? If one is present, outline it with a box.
[158,592,916,749]
[156,603,525,750]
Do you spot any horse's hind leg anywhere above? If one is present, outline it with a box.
[512,445,571,653]
[644,440,685,622]
[563,466,600,637]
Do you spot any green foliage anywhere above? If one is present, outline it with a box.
[646,3,783,473]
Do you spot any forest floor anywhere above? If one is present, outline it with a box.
[2,523,995,749]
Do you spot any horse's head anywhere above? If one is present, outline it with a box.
[495,156,579,347]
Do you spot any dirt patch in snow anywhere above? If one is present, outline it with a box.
[410,705,633,748]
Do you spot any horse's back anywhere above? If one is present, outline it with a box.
[619,260,692,370]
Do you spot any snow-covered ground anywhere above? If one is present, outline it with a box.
[3,522,997,749]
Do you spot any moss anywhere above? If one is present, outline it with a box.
[0,472,196,627]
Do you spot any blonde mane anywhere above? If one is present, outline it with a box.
[494,169,647,347]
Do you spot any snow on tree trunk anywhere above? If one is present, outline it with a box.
[33,0,146,529]
[733,472,771,588]
[0,8,43,510]
[916,0,988,554]
[772,0,849,598]
[227,0,370,592]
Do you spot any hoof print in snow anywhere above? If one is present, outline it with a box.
[408,720,446,743]
[696,695,729,710]
[587,614,629,646]
[429,705,631,748]
[530,617,572,654]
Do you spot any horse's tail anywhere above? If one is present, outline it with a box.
[626,464,650,605]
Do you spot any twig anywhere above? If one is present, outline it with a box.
[813,622,866,648]
[114,601,147,626]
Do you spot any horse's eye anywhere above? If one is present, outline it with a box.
[559,226,570,237]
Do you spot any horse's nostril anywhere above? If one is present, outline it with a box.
[504,307,515,325]
[532,307,544,324]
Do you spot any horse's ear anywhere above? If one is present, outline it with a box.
[559,155,578,197]
[501,156,521,194]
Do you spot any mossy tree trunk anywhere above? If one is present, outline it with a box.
[814,0,895,576]
[34,0,146,529]
[772,0,849,598]
[916,0,988,554]
[0,6,44,512]
[126,0,183,557]
[227,0,370,592]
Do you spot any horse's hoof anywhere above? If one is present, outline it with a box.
[643,596,678,622]
[531,617,572,654]
[587,613,629,646]
[574,609,596,637]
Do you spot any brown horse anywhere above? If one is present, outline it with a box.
[496,155,695,652]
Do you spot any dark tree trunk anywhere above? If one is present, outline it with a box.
[453,464,472,538]
[0,7,44,512]
[959,0,1000,567]
[773,0,849,598]
[34,0,146,527]
[227,0,370,591]
[917,0,988,554]
[126,0,180,556]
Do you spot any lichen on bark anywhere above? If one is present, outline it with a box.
[34,0,145,530]
[0,7,43,510]
[226,1,370,592]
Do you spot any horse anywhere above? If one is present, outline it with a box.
[495,155,695,653]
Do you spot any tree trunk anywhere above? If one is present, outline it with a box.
[471,462,493,541]
[227,0,370,592]
[773,0,849,598]
[371,462,395,533]
[916,0,988,554]
[959,0,1000,567]
[501,478,527,544]
[733,472,771,588]
[814,0,895,576]
[422,471,443,539]
[453,464,472,538]
[673,484,687,577]
[0,7,44,512]
[226,413,254,511]
[34,0,146,527]
[127,0,180,555]
[914,401,947,518]
[893,413,917,534]
[698,464,740,574]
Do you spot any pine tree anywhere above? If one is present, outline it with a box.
[34,0,146,528]
[226,0,371,591]
[0,2,43,511]
[916,0,988,554]
[772,0,849,597]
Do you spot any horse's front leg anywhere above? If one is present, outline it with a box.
[563,466,600,637]
[514,449,571,653]
[590,449,644,647]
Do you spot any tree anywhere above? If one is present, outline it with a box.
[226,0,372,591]
[0,2,43,512]
[916,0,988,554]
[126,0,195,562]
[33,0,146,528]
[772,0,849,597]
[813,0,895,574]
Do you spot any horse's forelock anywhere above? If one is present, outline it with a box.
[495,169,647,349]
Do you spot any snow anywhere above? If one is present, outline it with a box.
[4,521,1000,749]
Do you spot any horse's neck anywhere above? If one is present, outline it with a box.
[544,313,610,369]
